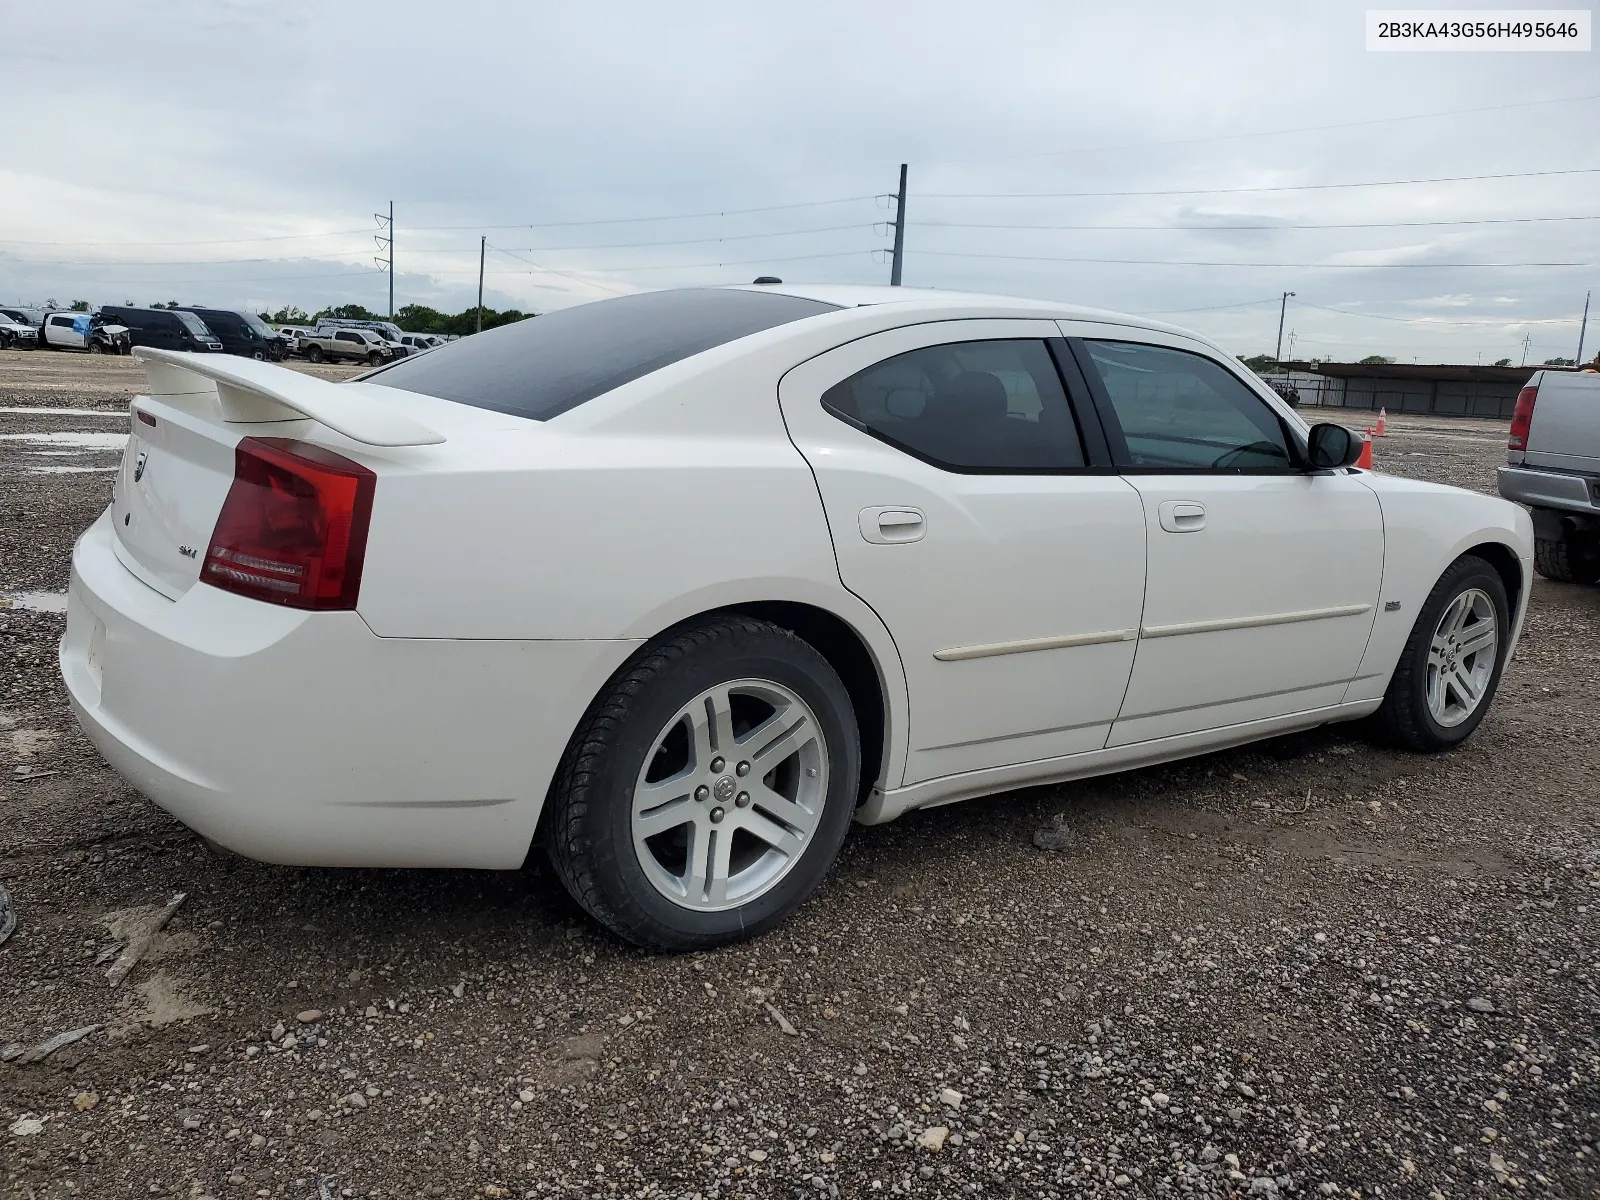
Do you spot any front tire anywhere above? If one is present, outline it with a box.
[1369,555,1510,752]
[1534,533,1600,584]
[306,345,325,363]
[367,350,383,366]
[87,341,103,354]
[545,615,860,951]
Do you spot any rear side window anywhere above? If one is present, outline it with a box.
[821,340,1086,471]
[366,288,839,421]
[1082,340,1294,471]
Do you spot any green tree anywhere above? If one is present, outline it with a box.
[264,305,309,325]
[1491,357,1512,368]
[313,303,377,322]
[69,300,90,312]
[1239,353,1277,371]
[1543,357,1575,366]
[1358,355,1396,365]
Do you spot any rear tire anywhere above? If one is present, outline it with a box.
[545,615,860,952]
[1534,533,1600,584]
[1369,555,1509,752]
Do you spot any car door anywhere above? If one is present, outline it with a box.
[1063,327,1385,746]
[47,315,83,349]
[779,321,1147,786]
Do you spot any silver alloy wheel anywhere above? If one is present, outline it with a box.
[1425,587,1498,728]
[632,678,828,912]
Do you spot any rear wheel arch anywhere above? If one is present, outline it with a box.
[530,600,896,862]
[722,600,887,807]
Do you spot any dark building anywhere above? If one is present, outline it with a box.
[1290,362,1544,421]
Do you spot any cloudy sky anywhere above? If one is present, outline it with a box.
[2,0,1596,362]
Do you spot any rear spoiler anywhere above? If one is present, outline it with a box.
[132,347,445,447]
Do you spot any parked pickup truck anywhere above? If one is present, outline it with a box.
[296,327,399,366]
[1498,369,1600,582]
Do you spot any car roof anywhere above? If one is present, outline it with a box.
[724,282,1200,342]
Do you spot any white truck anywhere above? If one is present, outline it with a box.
[1498,368,1600,582]
[295,326,399,366]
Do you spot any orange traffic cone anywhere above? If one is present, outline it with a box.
[1374,407,1388,436]
[1355,430,1374,469]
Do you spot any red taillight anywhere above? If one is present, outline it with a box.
[1507,385,1538,451]
[203,437,375,610]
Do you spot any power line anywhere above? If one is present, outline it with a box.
[923,92,1600,165]
[496,222,871,253]
[1290,299,1580,327]
[1137,298,1284,315]
[917,214,1600,232]
[0,228,375,248]
[485,244,632,295]
[23,269,380,286]
[918,166,1600,200]
[412,195,876,232]
[493,248,871,274]
[917,250,1594,268]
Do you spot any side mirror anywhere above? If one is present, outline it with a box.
[1307,423,1363,469]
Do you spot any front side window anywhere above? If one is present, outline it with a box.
[821,339,1085,471]
[1082,340,1293,471]
[336,332,358,343]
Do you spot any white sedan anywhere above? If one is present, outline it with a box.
[61,284,1532,949]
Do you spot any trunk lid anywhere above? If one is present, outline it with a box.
[111,401,240,598]
[111,349,451,600]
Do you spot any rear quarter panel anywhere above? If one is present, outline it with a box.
[1343,474,1533,704]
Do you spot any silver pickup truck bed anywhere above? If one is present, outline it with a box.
[1498,369,1600,582]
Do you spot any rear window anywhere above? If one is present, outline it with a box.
[365,288,840,421]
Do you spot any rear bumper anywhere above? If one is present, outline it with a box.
[1497,465,1600,516]
[62,509,637,869]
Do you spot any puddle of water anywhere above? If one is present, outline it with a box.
[0,431,129,451]
[0,407,128,418]
[0,591,68,613]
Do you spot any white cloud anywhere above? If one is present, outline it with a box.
[0,0,1594,358]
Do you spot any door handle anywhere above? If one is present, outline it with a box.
[1157,500,1206,533]
[859,506,926,544]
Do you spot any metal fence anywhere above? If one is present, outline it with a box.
[1264,372,1519,421]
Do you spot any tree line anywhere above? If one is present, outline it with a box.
[258,302,534,335]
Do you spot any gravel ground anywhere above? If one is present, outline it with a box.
[2,352,1596,1200]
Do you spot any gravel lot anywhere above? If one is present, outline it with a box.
[2,350,1596,1200]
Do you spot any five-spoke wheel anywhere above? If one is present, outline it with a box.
[1373,555,1509,751]
[545,615,859,951]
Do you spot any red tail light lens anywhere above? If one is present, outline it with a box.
[1507,385,1538,451]
[203,437,376,610]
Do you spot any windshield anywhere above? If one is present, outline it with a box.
[367,288,839,421]
[5,309,44,325]
[176,311,213,337]
[242,312,276,336]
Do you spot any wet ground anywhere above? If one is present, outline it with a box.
[2,351,1597,1200]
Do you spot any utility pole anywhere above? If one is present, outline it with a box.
[374,203,394,319]
[889,163,908,286]
[1520,333,1532,367]
[476,236,486,335]
[1274,291,1295,362]
[1577,289,1592,367]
